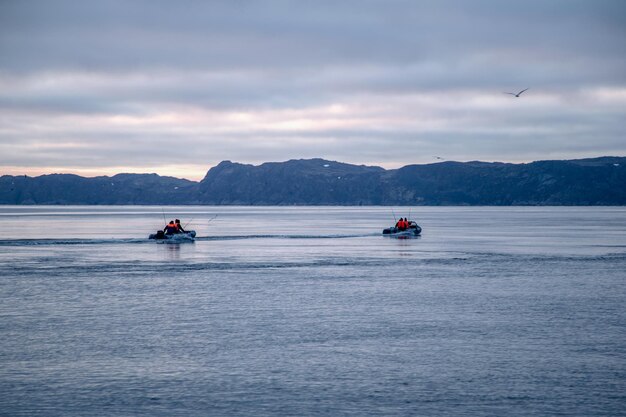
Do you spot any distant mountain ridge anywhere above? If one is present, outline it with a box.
[1,157,625,205]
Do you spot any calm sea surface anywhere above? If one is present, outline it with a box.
[1,206,625,416]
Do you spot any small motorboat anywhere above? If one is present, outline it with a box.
[382,221,422,238]
[149,230,197,242]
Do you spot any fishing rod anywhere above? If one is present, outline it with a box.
[391,208,397,223]
[207,214,218,224]
[183,218,194,229]
[161,208,167,225]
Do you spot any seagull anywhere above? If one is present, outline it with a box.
[503,88,529,97]
[433,156,444,160]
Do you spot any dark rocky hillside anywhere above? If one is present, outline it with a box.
[197,159,385,205]
[1,157,624,205]
[382,158,626,205]
[0,173,197,205]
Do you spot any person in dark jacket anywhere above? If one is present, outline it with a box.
[175,219,185,233]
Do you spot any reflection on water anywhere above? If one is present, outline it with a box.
[162,242,181,259]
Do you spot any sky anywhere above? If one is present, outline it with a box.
[1,0,625,180]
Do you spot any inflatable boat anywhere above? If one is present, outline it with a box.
[382,222,421,238]
[148,230,196,242]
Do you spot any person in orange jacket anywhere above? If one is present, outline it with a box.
[164,220,178,235]
[175,219,186,233]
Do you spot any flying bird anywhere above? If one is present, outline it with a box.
[433,156,444,160]
[503,88,529,97]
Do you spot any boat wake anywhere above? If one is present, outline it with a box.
[0,238,150,246]
[0,233,378,246]
[197,233,377,241]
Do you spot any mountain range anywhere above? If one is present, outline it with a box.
[1,157,625,205]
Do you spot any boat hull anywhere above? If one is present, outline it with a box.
[148,230,196,242]
[382,225,421,238]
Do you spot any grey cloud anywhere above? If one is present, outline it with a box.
[2,1,624,75]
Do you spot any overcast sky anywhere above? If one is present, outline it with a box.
[1,0,625,179]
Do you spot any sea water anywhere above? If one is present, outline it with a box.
[0,206,625,416]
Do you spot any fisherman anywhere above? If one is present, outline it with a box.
[164,220,179,235]
[175,219,185,233]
